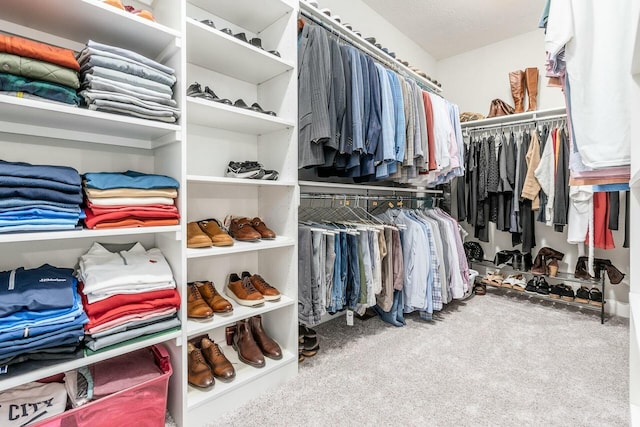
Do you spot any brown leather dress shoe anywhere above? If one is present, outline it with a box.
[201,337,236,381]
[187,222,213,248]
[187,283,214,319]
[197,219,234,247]
[232,319,265,368]
[249,315,282,360]
[187,342,215,388]
[250,217,276,239]
[229,218,262,242]
[241,271,281,301]
[195,281,233,314]
[225,273,264,307]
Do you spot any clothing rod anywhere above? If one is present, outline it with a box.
[299,193,442,201]
[299,180,444,194]
[299,3,441,94]
[464,113,567,132]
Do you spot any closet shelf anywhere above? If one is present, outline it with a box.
[186,296,295,337]
[0,0,180,59]
[187,98,294,135]
[471,259,601,285]
[459,107,567,129]
[631,293,640,357]
[631,169,640,188]
[189,0,293,34]
[481,281,603,312]
[0,329,180,394]
[187,175,296,188]
[187,350,296,409]
[186,18,294,85]
[186,236,295,259]
[0,225,181,244]
[0,95,181,149]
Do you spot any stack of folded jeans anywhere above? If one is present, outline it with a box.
[0,265,88,372]
[78,40,180,122]
[0,160,83,233]
[0,34,81,105]
[82,170,180,229]
[77,242,181,352]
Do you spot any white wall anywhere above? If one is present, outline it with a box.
[313,0,437,76]
[436,30,565,114]
[439,30,631,317]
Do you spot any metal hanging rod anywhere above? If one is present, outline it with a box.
[464,113,567,133]
[299,180,443,194]
[299,2,441,94]
[300,193,442,201]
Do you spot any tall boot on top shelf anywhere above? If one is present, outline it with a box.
[525,67,539,111]
[509,70,526,113]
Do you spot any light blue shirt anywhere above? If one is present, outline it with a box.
[375,64,396,178]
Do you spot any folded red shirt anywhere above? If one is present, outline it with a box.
[0,34,80,71]
[83,207,180,228]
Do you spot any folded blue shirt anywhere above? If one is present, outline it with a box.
[0,197,80,210]
[0,187,82,205]
[0,285,85,329]
[0,320,86,350]
[0,218,79,227]
[0,160,81,186]
[0,208,81,220]
[0,326,84,360]
[0,204,82,215]
[0,224,80,234]
[83,170,179,190]
[0,176,81,194]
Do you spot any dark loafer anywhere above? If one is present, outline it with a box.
[268,50,281,58]
[187,82,213,100]
[233,99,252,110]
[234,32,248,43]
[200,19,216,28]
[364,37,376,44]
[251,102,276,116]
[220,28,233,36]
[375,43,382,49]
[204,86,232,105]
[249,38,264,50]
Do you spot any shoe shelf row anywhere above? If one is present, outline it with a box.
[470,259,607,324]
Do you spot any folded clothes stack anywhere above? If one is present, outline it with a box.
[0,160,84,233]
[77,242,181,353]
[0,34,81,105]
[0,265,88,372]
[77,40,180,123]
[82,170,180,229]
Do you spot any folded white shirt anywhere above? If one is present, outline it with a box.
[87,196,175,206]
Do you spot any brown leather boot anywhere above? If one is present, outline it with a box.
[509,70,525,113]
[201,337,236,381]
[531,253,547,275]
[187,342,214,388]
[525,67,539,112]
[187,283,214,319]
[195,281,233,314]
[232,319,265,368]
[574,256,592,280]
[548,258,559,277]
[249,315,282,360]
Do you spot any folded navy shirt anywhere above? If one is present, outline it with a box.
[0,187,82,205]
[83,170,179,190]
[0,175,81,194]
[0,160,81,186]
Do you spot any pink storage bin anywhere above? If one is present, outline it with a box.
[33,344,172,427]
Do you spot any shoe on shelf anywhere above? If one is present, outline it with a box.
[301,342,319,358]
[548,258,559,277]
[233,32,248,43]
[559,284,575,302]
[187,342,214,389]
[549,284,563,299]
[525,277,537,293]
[250,102,277,116]
[474,283,486,296]
[199,19,216,28]
[201,337,235,381]
[502,274,524,290]
[197,218,234,247]
[536,277,550,295]
[299,324,317,339]
[225,273,265,307]
[225,161,264,179]
[589,287,603,307]
[187,221,213,248]
[186,82,213,100]
[229,217,262,242]
[259,169,279,180]
[195,281,233,314]
[249,315,282,360]
[187,283,214,319]
[241,271,281,301]
[204,86,232,105]
[232,319,265,368]
[575,286,591,304]
[481,272,503,287]
[250,217,276,239]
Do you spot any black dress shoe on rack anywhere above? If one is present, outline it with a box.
[234,32,248,43]
[365,37,376,44]
[200,19,216,28]
[251,102,276,116]
[187,82,212,99]
[233,99,252,110]
[204,86,232,105]
[220,28,233,36]
[249,38,264,50]
[268,50,281,58]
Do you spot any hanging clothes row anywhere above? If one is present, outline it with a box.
[298,200,470,327]
[456,119,629,253]
[298,20,464,187]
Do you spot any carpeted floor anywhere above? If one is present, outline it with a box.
[192,291,629,426]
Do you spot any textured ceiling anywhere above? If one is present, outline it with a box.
[361,0,546,59]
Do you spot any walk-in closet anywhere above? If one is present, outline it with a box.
[0,0,635,426]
